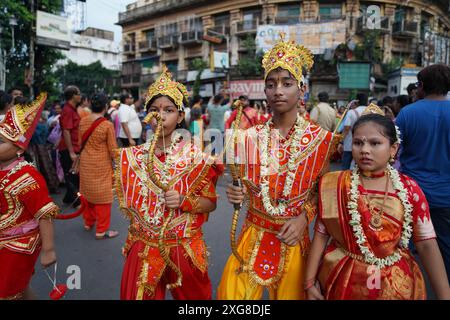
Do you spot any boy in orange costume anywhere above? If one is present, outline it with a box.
[218,35,340,300]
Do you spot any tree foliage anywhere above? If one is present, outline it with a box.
[55,60,120,96]
[1,0,64,98]
[353,30,383,63]
[236,35,263,77]
[191,58,208,97]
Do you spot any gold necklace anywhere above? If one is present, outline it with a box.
[361,172,390,232]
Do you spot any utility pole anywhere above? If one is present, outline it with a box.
[0,47,5,92]
[226,33,230,93]
[0,26,5,91]
[29,0,36,99]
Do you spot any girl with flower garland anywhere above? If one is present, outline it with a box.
[218,35,339,300]
[305,111,450,300]
[116,67,222,300]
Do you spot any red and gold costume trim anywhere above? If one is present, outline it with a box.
[115,141,221,298]
[0,161,60,299]
[34,202,59,220]
[0,93,47,149]
[234,121,337,287]
[0,292,23,300]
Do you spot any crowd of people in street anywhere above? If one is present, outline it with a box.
[1,34,450,301]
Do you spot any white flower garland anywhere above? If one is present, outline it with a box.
[259,115,305,216]
[348,164,413,269]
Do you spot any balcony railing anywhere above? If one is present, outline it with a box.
[158,35,179,49]
[274,15,300,25]
[123,43,136,54]
[391,40,414,53]
[139,39,157,52]
[393,20,419,37]
[318,14,344,21]
[118,0,214,24]
[356,16,390,34]
[141,73,157,86]
[236,18,260,34]
[121,74,141,86]
[207,25,230,36]
[175,70,188,82]
[180,31,203,44]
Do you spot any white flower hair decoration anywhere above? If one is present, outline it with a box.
[395,125,402,144]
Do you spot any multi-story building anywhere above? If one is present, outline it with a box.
[117,0,450,100]
[62,27,121,71]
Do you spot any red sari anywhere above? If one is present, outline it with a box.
[315,170,436,300]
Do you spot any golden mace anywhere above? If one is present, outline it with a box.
[143,111,183,289]
[227,100,246,273]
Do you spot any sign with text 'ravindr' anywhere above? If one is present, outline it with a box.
[36,10,70,50]
[230,80,265,100]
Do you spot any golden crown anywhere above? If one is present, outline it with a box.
[0,93,47,149]
[145,65,189,111]
[362,103,385,116]
[262,32,314,85]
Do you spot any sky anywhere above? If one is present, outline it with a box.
[85,0,136,43]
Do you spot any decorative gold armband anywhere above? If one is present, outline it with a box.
[35,202,60,220]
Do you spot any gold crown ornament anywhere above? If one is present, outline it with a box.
[0,92,47,149]
[362,103,385,116]
[361,103,402,144]
[262,32,314,86]
[144,65,189,111]
[232,99,245,109]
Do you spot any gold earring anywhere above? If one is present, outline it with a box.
[389,155,395,164]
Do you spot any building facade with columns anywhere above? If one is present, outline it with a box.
[117,0,450,100]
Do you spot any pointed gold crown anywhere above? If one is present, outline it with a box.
[0,93,47,149]
[262,32,314,84]
[232,99,245,109]
[145,65,189,111]
[362,103,385,116]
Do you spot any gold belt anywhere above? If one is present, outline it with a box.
[128,227,201,247]
[338,246,366,263]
